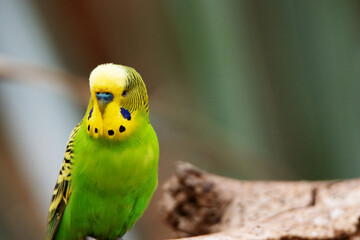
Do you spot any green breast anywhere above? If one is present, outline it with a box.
[60,119,159,239]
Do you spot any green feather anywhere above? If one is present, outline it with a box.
[46,64,159,240]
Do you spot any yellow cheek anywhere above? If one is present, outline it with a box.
[86,104,103,139]
[102,102,136,140]
[86,101,137,140]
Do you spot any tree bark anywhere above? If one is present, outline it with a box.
[160,162,360,240]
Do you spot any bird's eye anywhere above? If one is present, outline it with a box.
[122,90,128,97]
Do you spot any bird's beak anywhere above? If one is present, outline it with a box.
[96,92,114,114]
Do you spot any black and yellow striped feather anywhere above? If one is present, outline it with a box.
[122,67,149,114]
[46,122,81,240]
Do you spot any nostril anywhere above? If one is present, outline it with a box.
[96,92,114,102]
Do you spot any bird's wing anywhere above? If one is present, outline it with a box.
[46,122,82,240]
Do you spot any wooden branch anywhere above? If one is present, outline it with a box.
[160,162,360,240]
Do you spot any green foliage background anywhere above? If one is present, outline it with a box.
[1,0,360,239]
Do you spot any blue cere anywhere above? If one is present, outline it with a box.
[121,107,131,120]
[88,107,93,120]
[96,92,114,102]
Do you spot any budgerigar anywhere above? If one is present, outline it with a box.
[46,64,159,240]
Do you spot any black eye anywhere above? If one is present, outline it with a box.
[122,90,128,97]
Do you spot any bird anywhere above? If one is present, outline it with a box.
[46,63,159,240]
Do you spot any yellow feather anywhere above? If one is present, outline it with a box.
[86,63,148,140]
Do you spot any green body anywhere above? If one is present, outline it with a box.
[54,113,158,239]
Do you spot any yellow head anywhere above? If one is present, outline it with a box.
[85,63,149,140]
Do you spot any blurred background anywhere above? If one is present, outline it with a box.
[1,0,360,239]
